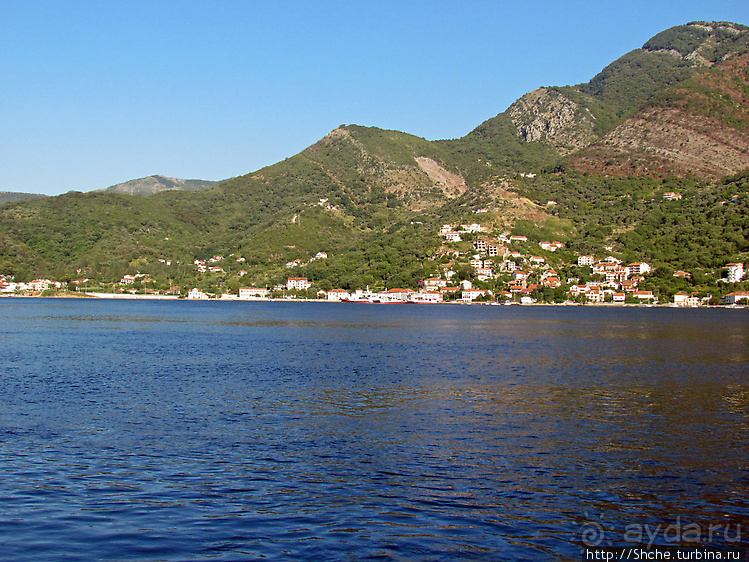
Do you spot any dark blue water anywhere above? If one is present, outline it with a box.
[0,299,747,560]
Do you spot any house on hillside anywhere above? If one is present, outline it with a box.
[726,263,745,283]
[540,241,564,252]
[460,223,485,233]
[542,276,561,288]
[476,268,494,281]
[487,243,503,257]
[627,262,651,277]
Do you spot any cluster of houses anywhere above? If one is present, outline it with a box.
[193,255,248,276]
[564,256,656,303]
[0,276,62,293]
[220,256,739,305]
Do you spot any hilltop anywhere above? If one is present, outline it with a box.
[102,175,222,196]
[461,21,749,178]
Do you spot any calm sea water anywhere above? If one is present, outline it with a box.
[0,299,747,561]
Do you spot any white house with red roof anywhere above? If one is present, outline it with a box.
[632,290,656,302]
[461,288,488,302]
[627,262,651,277]
[424,277,447,290]
[411,291,443,303]
[723,291,749,304]
[326,289,350,302]
[287,277,312,291]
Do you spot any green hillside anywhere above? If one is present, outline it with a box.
[1,21,748,302]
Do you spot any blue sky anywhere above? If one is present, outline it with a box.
[1,1,748,195]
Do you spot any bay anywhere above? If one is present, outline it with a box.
[0,299,747,560]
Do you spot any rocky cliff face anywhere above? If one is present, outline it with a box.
[508,88,599,155]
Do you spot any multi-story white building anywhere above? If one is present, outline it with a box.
[287,277,312,291]
[29,279,54,291]
[727,263,745,283]
[627,262,651,277]
[239,287,270,299]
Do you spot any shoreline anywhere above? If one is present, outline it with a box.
[0,292,744,309]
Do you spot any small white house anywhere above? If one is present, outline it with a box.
[327,289,350,302]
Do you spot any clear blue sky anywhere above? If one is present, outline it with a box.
[1,1,747,195]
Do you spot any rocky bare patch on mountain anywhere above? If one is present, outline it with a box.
[509,88,599,155]
[569,108,749,179]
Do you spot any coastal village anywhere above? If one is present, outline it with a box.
[2,217,746,306]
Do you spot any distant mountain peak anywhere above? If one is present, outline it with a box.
[102,175,221,196]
